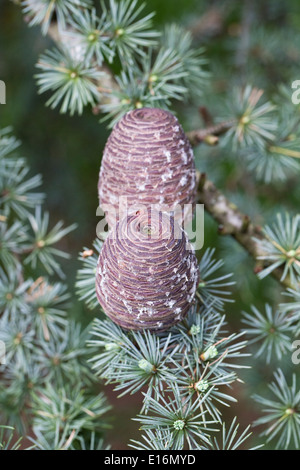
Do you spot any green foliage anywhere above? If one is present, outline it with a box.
[100,0,159,62]
[22,0,92,35]
[24,206,77,278]
[221,86,277,150]
[75,239,103,310]
[100,66,167,126]
[161,24,209,99]
[29,0,208,123]
[0,129,110,446]
[68,7,114,65]
[100,26,209,126]
[134,385,217,449]
[242,304,295,363]
[0,426,23,450]
[197,248,235,311]
[280,283,300,335]
[129,428,173,450]
[36,47,104,115]
[86,296,249,448]
[253,369,300,450]
[104,331,177,404]
[210,418,261,450]
[174,355,237,423]
[254,213,300,286]
[31,429,110,450]
[211,83,300,184]
[31,383,111,438]
[244,108,300,183]
[0,164,44,219]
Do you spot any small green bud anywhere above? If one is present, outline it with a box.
[195,379,209,393]
[138,358,155,373]
[173,419,185,431]
[240,115,250,125]
[201,345,218,361]
[190,324,201,335]
[115,28,125,37]
[121,98,131,105]
[198,281,206,288]
[13,333,23,345]
[88,32,97,42]
[149,74,158,83]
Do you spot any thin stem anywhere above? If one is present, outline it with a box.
[187,120,235,146]
[269,146,300,159]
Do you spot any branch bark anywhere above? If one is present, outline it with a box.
[195,171,293,289]
[187,120,235,146]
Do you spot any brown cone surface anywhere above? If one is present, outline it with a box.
[95,208,200,331]
[98,107,197,228]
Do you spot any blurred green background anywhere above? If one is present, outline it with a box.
[1,0,300,449]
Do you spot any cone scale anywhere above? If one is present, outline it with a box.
[95,209,200,331]
[98,107,197,228]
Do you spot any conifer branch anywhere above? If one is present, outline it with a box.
[187,120,235,146]
[195,171,295,290]
[46,19,120,103]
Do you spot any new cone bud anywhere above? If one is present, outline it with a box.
[95,208,200,331]
[98,107,197,228]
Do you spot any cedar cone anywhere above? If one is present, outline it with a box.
[95,208,200,331]
[98,107,197,228]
